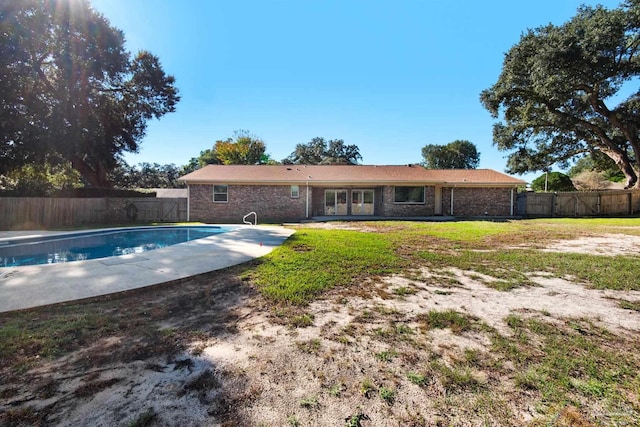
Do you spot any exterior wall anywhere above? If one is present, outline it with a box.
[188,184,517,223]
[189,184,308,223]
[310,186,437,217]
[441,187,514,216]
[378,186,436,217]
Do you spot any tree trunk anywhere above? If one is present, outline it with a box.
[70,156,111,188]
[601,149,638,188]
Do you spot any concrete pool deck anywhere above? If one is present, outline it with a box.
[0,225,295,313]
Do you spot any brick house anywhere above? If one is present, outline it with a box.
[178,164,526,223]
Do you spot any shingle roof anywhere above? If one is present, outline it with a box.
[179,165,525,186]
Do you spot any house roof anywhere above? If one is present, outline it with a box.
[179,165,525,186]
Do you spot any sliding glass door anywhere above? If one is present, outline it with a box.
[324,190,348,215]
[351,190,374,215]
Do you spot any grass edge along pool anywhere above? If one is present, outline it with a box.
[0,226,232,267]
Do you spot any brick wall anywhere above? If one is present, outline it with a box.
[441,187,514,216]
[189,184,516,223]
[379,186,436,217]
[189,184,308,223]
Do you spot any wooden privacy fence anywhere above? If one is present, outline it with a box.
[0,197,188,230]
[517,190,640,217]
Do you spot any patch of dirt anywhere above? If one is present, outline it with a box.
[1,230,640,426]
[539,233,640,256]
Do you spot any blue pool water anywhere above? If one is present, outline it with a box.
[0,226,230,267]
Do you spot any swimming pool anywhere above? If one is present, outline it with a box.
[0,226,231,267]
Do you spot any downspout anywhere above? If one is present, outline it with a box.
[450,187,454,216]
[510,187,515,216]
[187,184,190,222]
[305,182,309,219]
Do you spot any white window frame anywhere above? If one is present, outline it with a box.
[291,185,300,198]
[213,184,228,203]
[393,186,425,204]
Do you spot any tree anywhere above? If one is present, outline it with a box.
[568,152,625,182]
[421,140,480,169]
[480,1,640,188]
[531,172,576,192]
[109,161,182,188]
[0,0,179,187]
[213,130,266,165]
[0,162,82,196]
[189,130,268,167]
[283,137,362,164]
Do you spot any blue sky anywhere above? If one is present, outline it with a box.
[91,0,621,183]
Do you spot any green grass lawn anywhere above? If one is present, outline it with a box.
[249,219,640,304]
[245,229,405,304]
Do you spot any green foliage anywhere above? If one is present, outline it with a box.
[299,395,319,409]
[374,349,397,362]
[480,1,640,188]
[419,310,474,334]
[431,361,483,391]
[531,172,576,192]
[420,249,640,291]
[213,130,267,165]
[328,382,345,397]
[286,415,300,426]
[109,161,183,189]
[495,317,638,409]
[359,378,376,397]
[289,313,315,328]
[345,412,369,427]
[421,140,480,169]
[283,137,362,165]
[407,372,428,386]
[295,338,322,354]
[0,162,82,196]
[618,299,640,312]
[187,130,273,169]
[568,151,625,182]
[1,0,179,187]
[378,386,395,404]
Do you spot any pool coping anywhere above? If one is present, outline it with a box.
[0,225,295,313]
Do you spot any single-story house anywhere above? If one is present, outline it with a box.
[178,164,526,223]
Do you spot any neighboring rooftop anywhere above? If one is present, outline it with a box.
[179,165,525,186]
[152,188,188,198]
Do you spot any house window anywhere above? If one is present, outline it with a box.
[213,184,228,202]
[394,186,425,204]
[291,185,300,198]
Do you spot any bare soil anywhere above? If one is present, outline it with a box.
[1,225,640,426]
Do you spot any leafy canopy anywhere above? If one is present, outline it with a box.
[0,0,179,187]
[421,140,480,169]
[480,0,640,188]
[531,172,577,192]
[213,130,267,165]
[188,130,271,168]
[283,137,362,165]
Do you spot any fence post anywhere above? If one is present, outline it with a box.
[551,193,557,217]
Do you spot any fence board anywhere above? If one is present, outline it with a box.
[0,197,187,230]
[518,190,640,217]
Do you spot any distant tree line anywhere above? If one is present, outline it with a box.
[1,132,485,195]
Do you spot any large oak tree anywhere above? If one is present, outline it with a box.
[283,137,362,165]
[421,140,480,169]
[480,0,640,188]
[0,0,179,187]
